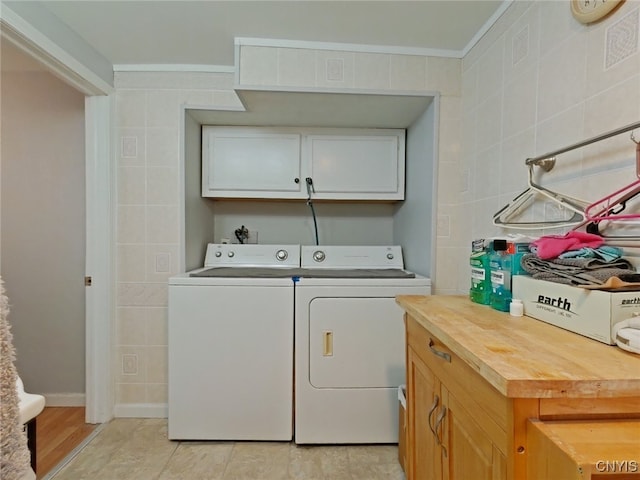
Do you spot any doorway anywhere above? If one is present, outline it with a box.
[0,34,113,423]
[1,41,86,404]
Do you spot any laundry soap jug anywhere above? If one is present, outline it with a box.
[489,239,512,312]
[489,238,532,312]
[469,239,491,305]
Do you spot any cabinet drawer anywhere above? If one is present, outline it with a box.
[527,419,640,479]
[406,315,509,447]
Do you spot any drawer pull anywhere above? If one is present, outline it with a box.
[428,395,439,436]
[434,406,447,446]
[429,339,451,363]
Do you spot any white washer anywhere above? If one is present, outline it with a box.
[294,245,431,444]
[168,244,300,440]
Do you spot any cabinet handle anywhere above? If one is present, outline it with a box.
[434,406,447,446]
[429,339,451,363]
[294,178,300,183]
[428,395,439,437]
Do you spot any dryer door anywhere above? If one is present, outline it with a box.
[308,296,405,388]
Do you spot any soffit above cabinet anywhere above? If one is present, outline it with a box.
[188,89,434,128]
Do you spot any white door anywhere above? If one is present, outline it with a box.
[305,131,405,200]
[308,297,405,388]
[202,127,302,197]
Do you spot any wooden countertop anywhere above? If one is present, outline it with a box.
[396,295,640,399]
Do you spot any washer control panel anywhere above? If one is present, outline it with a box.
[204,244,300,268]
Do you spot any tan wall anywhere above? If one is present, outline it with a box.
[1,50,86,398]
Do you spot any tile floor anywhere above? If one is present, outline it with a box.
[51,419,406,480]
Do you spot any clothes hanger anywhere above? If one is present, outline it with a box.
[493,163,590,229]
[584,179,640,222]
[582,131,640,241]
[585,131,640,222]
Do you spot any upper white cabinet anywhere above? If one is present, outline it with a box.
[202,127,405,201]
[202,128,303,198]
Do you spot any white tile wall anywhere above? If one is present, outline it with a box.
[389,55,426,91]
[114,72,239,409]
[239,46,278,85]
[354,53,391,90]
[117,206,146,244]
[118,128,146,166]
[477,37,505,98]
[278,48,316,87]
[426,57,462,96]
[502,65,537,140]
[537,34,587,123]
[118,166,145,205]
[458,0,640,296]
[146,129,179,167]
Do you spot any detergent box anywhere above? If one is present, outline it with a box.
[512,276,640,345]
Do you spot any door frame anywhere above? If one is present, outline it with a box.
[84,96,114,423]
[1,9,115,423]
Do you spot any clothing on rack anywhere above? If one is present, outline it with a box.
[529,231,604,260]
[520,253,635,286]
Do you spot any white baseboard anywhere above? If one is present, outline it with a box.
[43,393,85,407]
[113,403,168,418]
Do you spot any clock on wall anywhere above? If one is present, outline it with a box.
[571,0,625,24]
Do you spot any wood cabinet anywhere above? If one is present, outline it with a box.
[444,387,507,480]
[406,314,506,480]
[397,295,640,480]
[407,347,441,480]
[201,126,405,200]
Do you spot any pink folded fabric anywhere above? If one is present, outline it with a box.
[530,231,604,260]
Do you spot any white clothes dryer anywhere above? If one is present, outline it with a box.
[168,244,300,441]
[294,245,431,444]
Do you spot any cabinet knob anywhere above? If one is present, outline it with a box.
[294,178,300,184]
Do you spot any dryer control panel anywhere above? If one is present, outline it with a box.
[301,245,404,269]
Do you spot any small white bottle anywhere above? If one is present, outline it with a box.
[510,299,524,317]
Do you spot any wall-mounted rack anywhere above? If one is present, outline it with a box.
[525,120,640,172]
[494,120,640,230]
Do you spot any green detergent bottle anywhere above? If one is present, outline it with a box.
[469,240,491,305]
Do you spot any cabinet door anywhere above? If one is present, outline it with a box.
[442,388,506,480]
[202,127,303,198]
[407,346,442,480]
[305,131,405,200]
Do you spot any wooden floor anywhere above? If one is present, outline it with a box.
[35,407,97,480]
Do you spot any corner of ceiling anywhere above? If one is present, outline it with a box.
[461,0,514,59]
[0,2,114,95]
